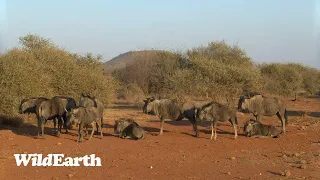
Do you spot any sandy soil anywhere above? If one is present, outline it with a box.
[1,97,319,180]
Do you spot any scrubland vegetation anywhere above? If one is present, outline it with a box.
[115,42,320,104]
[0,34,118,117]
[0,34,319,118]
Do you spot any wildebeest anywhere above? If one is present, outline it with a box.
[243,119,280,138]
[114,118,145,140]
[19,97,49,114]
[195,101,238,140]
[78,93,104,134]
[143,97,198,137]
[36,96,76,138]
[66,107,103,142]
[238,94,288,134]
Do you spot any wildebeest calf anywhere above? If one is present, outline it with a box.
[114,118,145,140]
[243,119,280,138]
[195,101,238,140]
[238,94,288,134]
[143,97,198,137]
[66,107,103,142]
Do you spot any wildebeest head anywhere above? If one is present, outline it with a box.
[243,119,258,136]
[237,95,248,112]
[238,94,264,113]
[195,103,213,123]
[19,97,48,114]
[142,97,155,114]
[65,108,80,125]
[238,92,263,111]
[19,99,34,114]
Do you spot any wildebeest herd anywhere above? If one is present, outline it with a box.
[18,92,289,142]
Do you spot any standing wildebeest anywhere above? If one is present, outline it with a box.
[36,96,76,138]
[243,119,280,138]
[195,101,238,140]
[19,97,49,114]
[78,93,104,134]
[238,94,288,134]
[66,107,103,142]
[143,97,198,137]
[114,118,145,140]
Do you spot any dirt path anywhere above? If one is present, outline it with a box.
[1,97,319,180]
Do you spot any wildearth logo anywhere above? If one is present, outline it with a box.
[13,154,102,167]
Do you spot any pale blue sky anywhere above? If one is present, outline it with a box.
[0,0,319,68]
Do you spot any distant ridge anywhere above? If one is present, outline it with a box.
[104,50,163,71]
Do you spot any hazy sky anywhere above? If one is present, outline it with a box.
[1,0,319,68]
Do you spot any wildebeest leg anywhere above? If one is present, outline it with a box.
[210,120,218,140]
[276,112,286,135]
[193,121,199,138]
[213,120,218,140]
[94,117,103,134]
[53,118,57,135]
[89,122,96,140]
[38,118,45,139]
[84,125,89,137]
[96,120,103,139]
[37,117,43,139]
[210,121,214,140]
[78,123,84,143]
[63,115,68,134]
[56,117,63,137]
[229,119,238,140]
[159,117,164,136]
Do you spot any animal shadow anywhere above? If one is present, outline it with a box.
[266,171,282,176]
[286,110,320,118]
[0,124,63,139]
[200,128,246,137]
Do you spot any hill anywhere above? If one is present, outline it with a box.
[104,50,163,71]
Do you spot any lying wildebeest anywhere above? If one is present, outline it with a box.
[195,101,238,140]
[66,107,103,142]
[36,96,76,138]
[19,97,49,114]
[114,118,145,140]
[143,97,198,137]
[78,93,104,134]
[243,119,280,138]
[238,93,288,134]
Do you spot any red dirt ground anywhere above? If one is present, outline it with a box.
[1,97,320,180]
